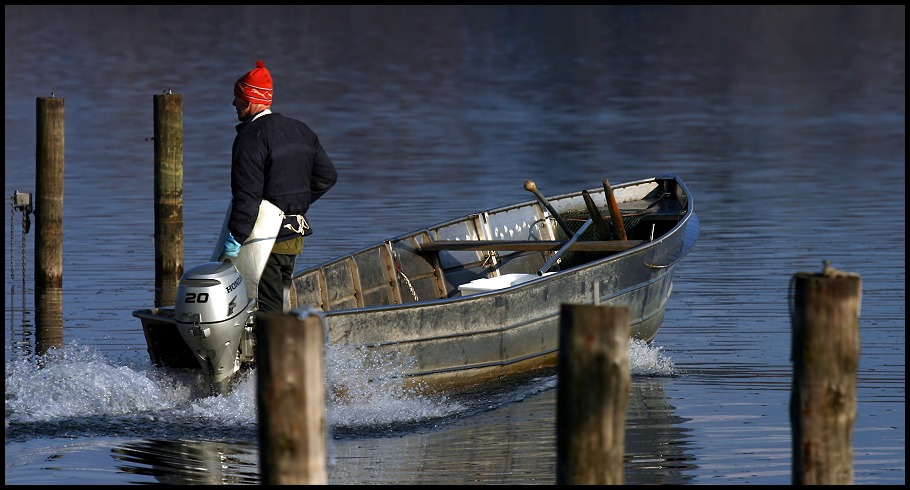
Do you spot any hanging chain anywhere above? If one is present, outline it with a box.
[398,269,419,303]
[10,191,32,334]
[386,241,419,302]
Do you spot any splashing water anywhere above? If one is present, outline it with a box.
[4,340,463,438]
[182,342,465,430]
[325,343,464,429]
[5,337,673,441]
[629,339,677,376]
[5,344,192,423]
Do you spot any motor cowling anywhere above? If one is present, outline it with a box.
[174,262,257,393]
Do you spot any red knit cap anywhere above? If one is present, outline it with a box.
[234,60,273,105]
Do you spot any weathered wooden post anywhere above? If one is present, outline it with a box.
[34,96,65,355]
[557,304,630,485]
[257,310,328,485]
[790,261,861,485]
[153,92,184,307]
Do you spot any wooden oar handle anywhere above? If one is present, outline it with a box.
[603,179,628,241]
[524,180,575,238]
[582,189,611,240]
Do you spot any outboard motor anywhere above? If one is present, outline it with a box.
[174,262,257,395]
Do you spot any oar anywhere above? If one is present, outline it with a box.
[582,189,611,240]
[537,217,593,276]
[524,180,575,238]
[603,178,628,241]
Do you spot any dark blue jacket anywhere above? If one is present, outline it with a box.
[229,112,337,243]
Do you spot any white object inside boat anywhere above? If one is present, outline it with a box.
[458,272,554,296]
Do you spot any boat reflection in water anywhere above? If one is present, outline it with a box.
[109,375,697,484]
[111,439,258,485]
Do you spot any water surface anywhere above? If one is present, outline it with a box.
[5,5,905,485]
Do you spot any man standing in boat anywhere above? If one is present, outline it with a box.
[223,60,338,313]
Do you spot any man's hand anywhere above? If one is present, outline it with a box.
[223,232,241,258]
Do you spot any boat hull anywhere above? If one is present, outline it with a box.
[319,217,690,392]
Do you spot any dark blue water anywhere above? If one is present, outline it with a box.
[5,5,904,484]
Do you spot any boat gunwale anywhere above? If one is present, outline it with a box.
[295,174,695,317]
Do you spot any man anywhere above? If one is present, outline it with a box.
[223,60,338,313]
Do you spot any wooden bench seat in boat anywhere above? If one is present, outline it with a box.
[415,239,643,253]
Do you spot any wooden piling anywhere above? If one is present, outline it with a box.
[153,93,184,307]
[257,311,328,485]
[557,304,630,485]
[790,263,861,485]
[34,96,65,354]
